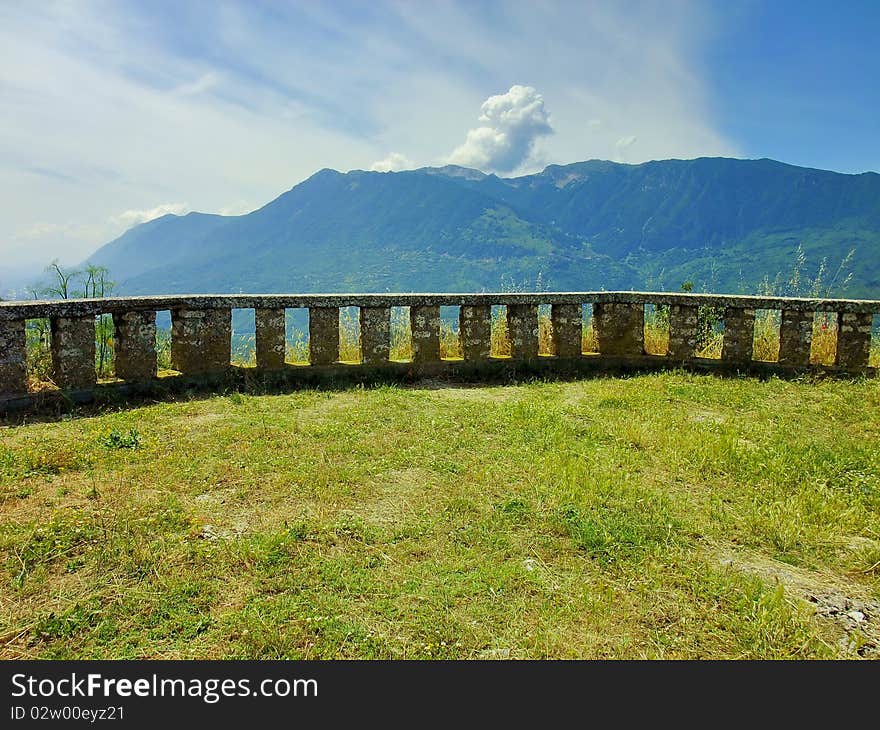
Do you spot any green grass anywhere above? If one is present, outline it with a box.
[1,373,879,659]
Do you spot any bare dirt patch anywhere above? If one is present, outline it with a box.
[191,487,253,540]
[362,467,439,525]
[714,547,879,657]
[409,379,515,402]
[690,410,726,424]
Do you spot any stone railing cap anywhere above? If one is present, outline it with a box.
[1,291,879,320]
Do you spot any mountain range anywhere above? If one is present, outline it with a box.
[88,157,880,298]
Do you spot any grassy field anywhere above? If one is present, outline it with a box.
[1,372,879,659]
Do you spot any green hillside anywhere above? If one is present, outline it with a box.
[87,157,880,297]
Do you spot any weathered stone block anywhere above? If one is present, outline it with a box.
[171,308,230,375]
[309,307,339,365]
[721,307,755,362]
[202,309,232,371]
[836,312,872,370]
[778,309,813,366]
[551,303,581,358]
[50,316,96,390]
[508,304,539,359]
[112,310,156,381]
[460,305,491,361]
[594,302,644,357]
[410,305,440,363]
[255,308,286,370]
[668,305,699,360]
[360,306,390,364]
[171,309,199,372]
[0,319,27,396]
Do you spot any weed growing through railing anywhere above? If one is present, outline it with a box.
[231,333,256,367]
[695,335,723,359]
[25,319,53,388]
[440,321,462,359]
[491,307,511,357]
[753,311,781,362]
[755,246,859,365]
[21,262,118,384]
[95,315,115,379]
[286,330,309,365]
[338,307,361,363]
[537,305,553,355]
[582,320,598,354]
[644,304,669,356]
[811,314,837,366]
[156,329,172,371]
[681,282,724,359]
[390,308,411,361]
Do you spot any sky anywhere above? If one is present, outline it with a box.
[1,0,878,280]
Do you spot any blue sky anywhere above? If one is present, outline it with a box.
[704,0,879,174]
[1,0,877,276]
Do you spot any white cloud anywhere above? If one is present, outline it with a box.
[112,203,190,228]
[370,152,415,172]
[448,85,553,173]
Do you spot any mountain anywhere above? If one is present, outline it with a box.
[88,157,880,298]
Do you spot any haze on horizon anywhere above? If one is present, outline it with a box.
[1,0,878,279]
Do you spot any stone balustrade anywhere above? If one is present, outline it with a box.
[1,292,878,408]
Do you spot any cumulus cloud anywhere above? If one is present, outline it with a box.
[370,152,415,172]
[448,85,553,173]
[112,203,190,228]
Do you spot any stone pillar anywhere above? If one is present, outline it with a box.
[551,304,581,358]
[460,305,492,361]
[593,302,644,358]
[50,316,96,390]
[836,312,873,370]
[171,307,231,375]
[410,305,440,363]
[721,307,755,363]
[0,319,27,396]
[778,309,813,366]
[360,306,390,365]
[309,307,339,365]
[203,309,232,371]
[508,304,539,359]
[112,310,156,381]
[255,308,286,370]
[171,309,201,373]
[668,305,699,360]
